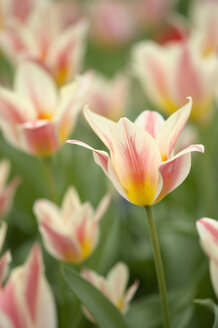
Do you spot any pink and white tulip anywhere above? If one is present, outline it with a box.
[132,40,217,123]
[197,218,218,298]
[0,244,57,328]
[87,73,129,120]
[82,262,138,322]
[0,159,20,219]
[0,62,91,157]
[34,187,110,264]
[0,223,11,291]
[67,98,204,206]
[0,2,87,85]
[191,1,218,57]
[0,0,39,28]
[88,0,135,48]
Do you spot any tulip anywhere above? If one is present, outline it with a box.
[34,187,110,264]
[132,40,217,123]
[0,223,11,290]
[0,2,87,85]
[191,1,218,57]
[0,62,91,157]
[197,218,218,298]
[0,244,57,328]
[87,73,129,120]
[67,98,204,206]
[89,0,135,48]
[82,262,138,322]
[0,159,21,219]
[132,0,172,30]
[0,0,37,28]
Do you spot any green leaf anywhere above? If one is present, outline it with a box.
[62,265,132,328]
[195,299,218,328]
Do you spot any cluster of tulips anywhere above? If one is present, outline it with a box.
[0,0,218,327]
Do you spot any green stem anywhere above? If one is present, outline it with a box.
[40,157,57,202]
[145,206,171,328]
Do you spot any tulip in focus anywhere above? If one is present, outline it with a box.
[34,187,110,264]
[0,223,11,291]
[197,218,218,298]
[67,98,204,206]
[132,40,217,123]
[0,62,91,157]
[0,2,87,85]
[87,73,129,120]
[0,244,57,328]
[0,159,20,219]
[82,262,138,322]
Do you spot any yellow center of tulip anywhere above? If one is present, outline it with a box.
[124,178,157,206]
[81,239,92,260]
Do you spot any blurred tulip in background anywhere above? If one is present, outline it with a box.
[82,262,138,322]
[34,187,110,264]
[0,63,91,157]
[0,244,57,328]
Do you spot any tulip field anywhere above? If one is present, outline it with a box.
[0,0,218,327]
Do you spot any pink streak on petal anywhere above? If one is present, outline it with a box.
[21,120,59,156]
[199,219,218,245]
[40,222,81,262]
[83,108,115,152]
[176,45,203,103]
[0,95,26,124]
[156,97,192,160]
[145,52,168,97]
[0,281,28,328]
[156,144,204,202]
[135,110,164,138]
[24,244,41,323]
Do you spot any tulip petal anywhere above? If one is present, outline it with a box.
[48,21,87,85]
[66,140,129,202]
[0,312,15,328]
[123,280,139,312]
[40,222,82,262]
[210,261,218,299]
[110,118,162,205]
[0,176,21,218]
[15,62,57,119]
[196,217,218,263]
[156,144,204,203]
[24,244,42,322]
[156,97,192,160]
[35,199,82,262]
[20,120,59,157]
[83,108,116,151]
[175,45,203,103]
[132,42,174,110]
[94,192,111,222]
[197,218,218,245]
[0,87,35,124]
[107,262,128,307]
[135,110,164,138]
[61,186,81,219]
[56,73,92,142]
